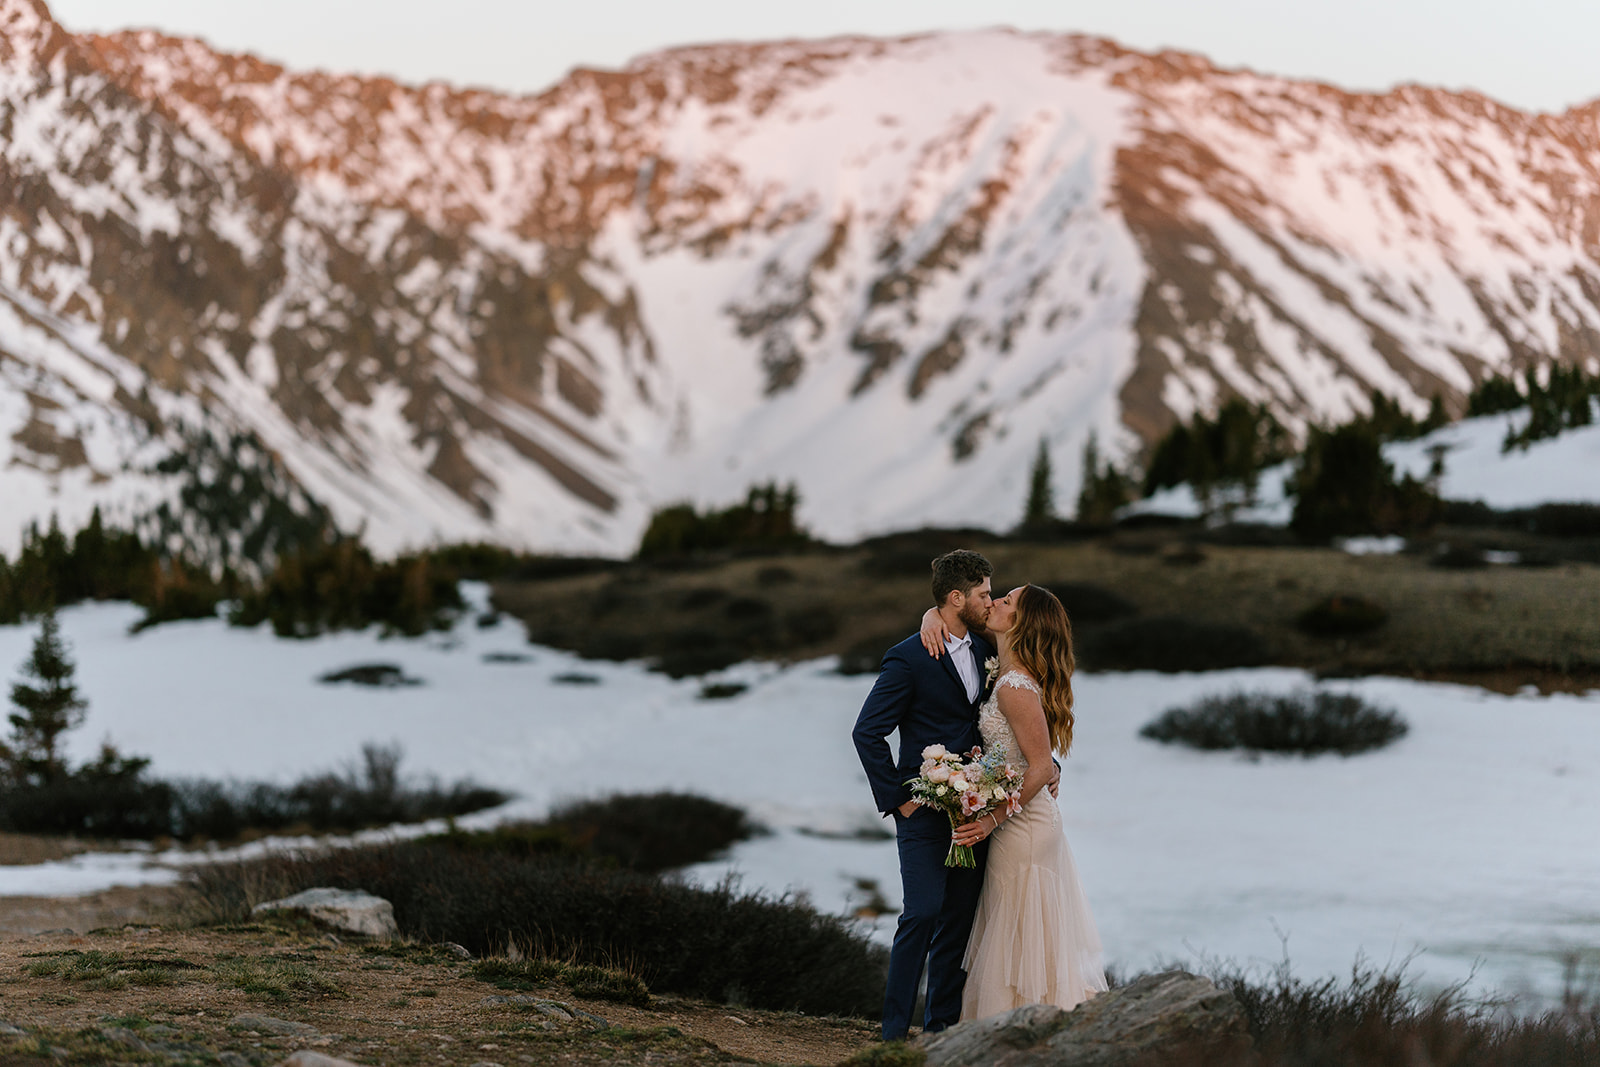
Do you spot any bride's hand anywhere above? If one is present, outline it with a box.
[952,811,1002,847]
[919,607,950,658]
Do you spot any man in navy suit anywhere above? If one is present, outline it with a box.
[852,549,1002,1040]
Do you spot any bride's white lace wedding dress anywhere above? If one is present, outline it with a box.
[961,670,1108,1020]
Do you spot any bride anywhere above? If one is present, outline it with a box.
[920,583,1107,1019]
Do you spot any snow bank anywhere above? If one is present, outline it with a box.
[0,584,1594,1008]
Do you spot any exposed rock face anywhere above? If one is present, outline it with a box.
[918,971,1251,1066]
[251,887,399,940]
[3,0,1599,554]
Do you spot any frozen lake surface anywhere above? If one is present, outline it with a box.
[0,586,1596,1008]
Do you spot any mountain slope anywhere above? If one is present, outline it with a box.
[2,0,1598,556]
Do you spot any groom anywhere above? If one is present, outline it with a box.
[852,549,1002,1040]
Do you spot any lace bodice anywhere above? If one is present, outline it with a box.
[977,670,1041,770]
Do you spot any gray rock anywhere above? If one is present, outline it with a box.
[481,995,538,1006]
[444,941,473,960]
[277,1053,364,1067]
[531,1000,574,1021]
[0,1022,25,1036]
[252,887,399,940]
[98,1027,151,1053]
[919,971,1250,1067]
[231,1015,323,1038]
[218,1054,254,1067]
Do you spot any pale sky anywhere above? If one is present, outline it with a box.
[46,0,1600,114]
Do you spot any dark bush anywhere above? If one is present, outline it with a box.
[1077,617,1269,672]
[838,632,905,675]
[856,529,996,579]
[1527,503,1600,538]
[471,957,650,1007]
[756,565,796,586]
[699,682,749,700]
[859,548,939,579]
[1213,957,1600,1066]
[1295,596,1389,637]
[784,606,839,645]
[186,841,887,1016]
[0,743,508,841]
[724,596,773,622]
[544,792,756,873]
[570,633,648,661]
[676,586,729,610]
[1431,544,1489,569]
[1139,689,1408,756]
[318,663,422,687]
[1036,582,1138,624]
[421,792,752,874]
[655,643,745,679]
[638,483,809,559]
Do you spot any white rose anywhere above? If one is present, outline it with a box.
[992,786,1006,800]
[949,775,970,792]
[922,744,948,760]
[936,785,948,796]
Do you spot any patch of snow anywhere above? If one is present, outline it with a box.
[0,586,1591,1007]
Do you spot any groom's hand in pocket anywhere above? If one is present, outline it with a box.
[897,799,921,818]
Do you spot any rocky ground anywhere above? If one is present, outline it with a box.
[0,903,880,1067]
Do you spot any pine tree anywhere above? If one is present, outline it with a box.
[1023,438,1056,529]
[1075,434,1132,525]
[6,610,87,786]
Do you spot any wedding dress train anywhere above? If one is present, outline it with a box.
[960,670,1108,1020]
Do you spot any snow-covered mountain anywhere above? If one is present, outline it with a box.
[4,0,1600,556]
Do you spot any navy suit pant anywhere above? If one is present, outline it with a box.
[883,806,988,1040]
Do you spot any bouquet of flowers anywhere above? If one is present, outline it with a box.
[906,744,1024,867]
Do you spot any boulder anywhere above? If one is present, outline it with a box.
[252,887,399,940]
[231,1015,323,1038]
[919,971,1250,1067]
[278,1053,364,1067]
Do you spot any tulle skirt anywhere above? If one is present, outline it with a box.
[960,791,1108,1020]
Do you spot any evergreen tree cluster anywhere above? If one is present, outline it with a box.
[1466,364,1600,451]
[1074,434,1134,525]
[1287,424,1442,540]
[1142,398,1296,499]
[233,539,463,638]
[638,482,810,558]
[0,511,228,628]
[0,517,462,638]
[1062,388,1453,540]
[141,427,336,578]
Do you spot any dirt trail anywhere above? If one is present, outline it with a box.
[0,917,879,1066]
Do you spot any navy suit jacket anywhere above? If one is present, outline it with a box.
[853,631,994,815]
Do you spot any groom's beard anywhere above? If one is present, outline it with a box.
[958,602,989,633]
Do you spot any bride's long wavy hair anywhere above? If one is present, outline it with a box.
[1007,584,1076,753]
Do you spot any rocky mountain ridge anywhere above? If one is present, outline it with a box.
[2,0,1598,557]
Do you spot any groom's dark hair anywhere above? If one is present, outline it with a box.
[930,550,993,606]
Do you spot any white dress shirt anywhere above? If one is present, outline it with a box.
[945,632,980,702]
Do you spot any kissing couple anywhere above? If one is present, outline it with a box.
[852,549,1106,1040]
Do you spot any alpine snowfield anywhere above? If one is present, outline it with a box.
[0,588,1595,1010]
[5,0,1600,555]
